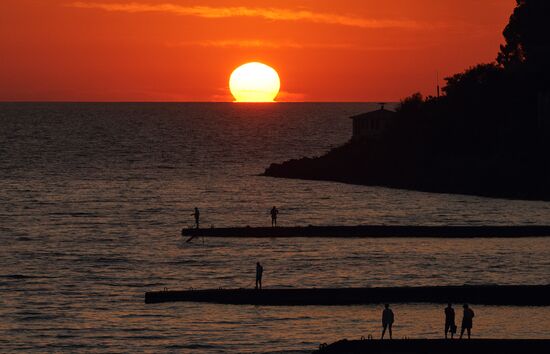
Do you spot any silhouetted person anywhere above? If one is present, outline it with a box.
[445,303,457,339]
[255,262,264,290]
[270,206,279,227]
[191,207,200,229]
[460,304,475,339]
[381,304,394,339]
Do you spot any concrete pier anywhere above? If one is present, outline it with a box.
[145,284,550,306]
[314,339,550,354]
[181,225,550,238]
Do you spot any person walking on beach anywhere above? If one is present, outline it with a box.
[459,304,475,339]
[381,304,394,339]
[445,303,457,339]
[270,206,279,227]
[255,262,264,290]
[191,207,200,229]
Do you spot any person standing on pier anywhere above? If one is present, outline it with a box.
[255,262,264,290]
[445,303,457,339]
[192,207,200,229]
[381,304,394,339]
[459,304,475,339]
[270,206,279,227]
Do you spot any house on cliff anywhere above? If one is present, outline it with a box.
[350,104,396,140]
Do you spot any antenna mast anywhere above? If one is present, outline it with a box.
[436,71,440,98]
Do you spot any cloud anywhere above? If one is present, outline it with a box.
[167,39,358,50]
[276,91,307,102]
[209,90,306,102]
[67,2,423,29]
[166,39,433,52]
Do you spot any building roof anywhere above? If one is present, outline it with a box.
[350,107,396,120]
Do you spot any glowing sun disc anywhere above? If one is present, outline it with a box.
[229,62,280,102]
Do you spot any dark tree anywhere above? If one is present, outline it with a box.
[497,0,550,88]
[396,92,423,114]
[264,0,550,200]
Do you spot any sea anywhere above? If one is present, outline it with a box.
[1,102,549,353]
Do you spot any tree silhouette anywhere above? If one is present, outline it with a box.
[497,0,550,89]
[264,0,550,200]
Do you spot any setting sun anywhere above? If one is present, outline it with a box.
[229,62,281,102]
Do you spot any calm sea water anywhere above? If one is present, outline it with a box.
[1,103,549,353]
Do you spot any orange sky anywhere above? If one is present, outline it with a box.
[0,0,515,102]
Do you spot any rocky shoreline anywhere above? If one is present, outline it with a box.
[263,140,550,201]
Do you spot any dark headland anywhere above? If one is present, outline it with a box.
[313,339,550,354]
[265,2,550,201]
[181,225,550,238]
[145,284,550,305]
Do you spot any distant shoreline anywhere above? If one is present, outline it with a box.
[263,172,550,202]
[263,143,550,202]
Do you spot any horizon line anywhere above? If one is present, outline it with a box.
[0,100,400,104]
